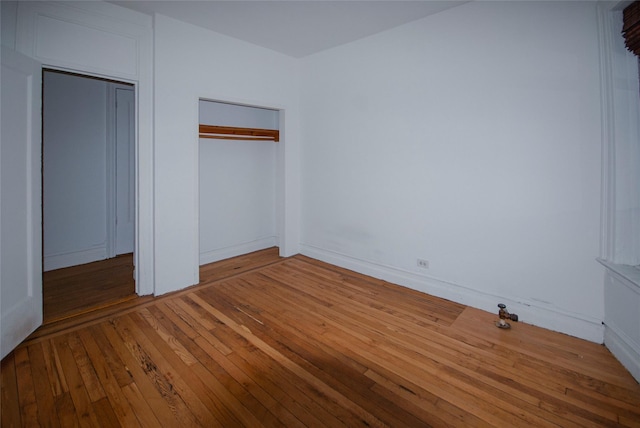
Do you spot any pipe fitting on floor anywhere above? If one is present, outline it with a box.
[496,303,518,329]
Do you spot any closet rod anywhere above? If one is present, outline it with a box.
[199,124,279,142]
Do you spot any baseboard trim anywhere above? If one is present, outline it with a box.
[199,237,278,266]
[300,244,604,343]
[44,247,107,271]
[604,324,640,383]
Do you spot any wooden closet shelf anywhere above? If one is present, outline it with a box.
[199,124,279,142]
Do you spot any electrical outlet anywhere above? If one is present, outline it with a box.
[417,258,429,269]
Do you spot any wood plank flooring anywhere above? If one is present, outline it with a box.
[43,254,136,323]
[3,248,640,427]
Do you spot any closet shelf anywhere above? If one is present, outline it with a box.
[199,124,279,142]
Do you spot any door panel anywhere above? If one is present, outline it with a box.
[1,47,42,359]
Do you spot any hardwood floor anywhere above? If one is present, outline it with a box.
[43,254,136,323]
[3,248,640,427]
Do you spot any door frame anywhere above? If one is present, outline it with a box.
[40,64,146,294]
[14,0,155,297]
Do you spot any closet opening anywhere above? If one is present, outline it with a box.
[42,69,136,322]
[198,99,280,265]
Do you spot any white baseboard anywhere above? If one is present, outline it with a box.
[199,237,278,266]
[300,244,604,343]
[44,247,107,271]
[604,324,640,383]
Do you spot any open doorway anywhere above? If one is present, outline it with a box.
[42,69,136,322]
[198,99,280,265]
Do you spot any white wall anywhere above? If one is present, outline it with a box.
[154,15,300,295]
[199,100,279,129]
[43,71,109,270]
[1,1,18,50]
[199,101,278,264]
[300,1,604,341]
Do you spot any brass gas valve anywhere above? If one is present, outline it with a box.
[496,303,519,329]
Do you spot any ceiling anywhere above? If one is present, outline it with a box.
[109,1,468,58]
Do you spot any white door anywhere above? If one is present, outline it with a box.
[115,87,135,255]
[1,47,43,360]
